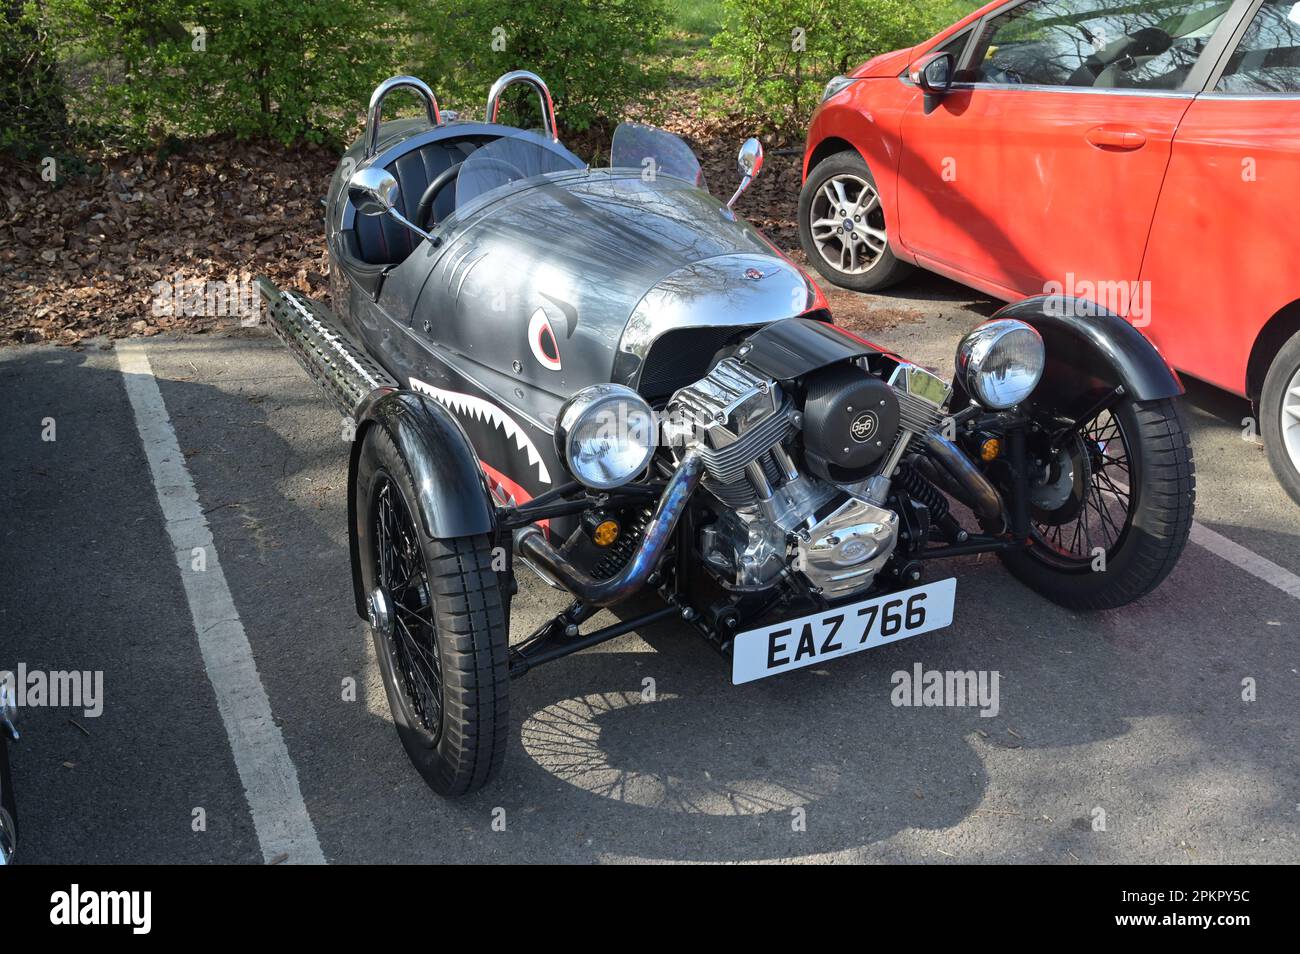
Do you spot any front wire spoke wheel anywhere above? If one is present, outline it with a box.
[1030,408,1134,565]
[374,477,444,740]
[356,425,510,796]
[1000,396,1194,610]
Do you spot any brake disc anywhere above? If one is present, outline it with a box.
[1029,430,1091,526]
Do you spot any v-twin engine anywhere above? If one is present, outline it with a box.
[666,344,948,599]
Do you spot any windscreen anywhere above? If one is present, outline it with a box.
[610,122,706,190]
[456,136,580,208]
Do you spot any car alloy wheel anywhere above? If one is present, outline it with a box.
[808,173,888,275]
[1281,363,1300,476]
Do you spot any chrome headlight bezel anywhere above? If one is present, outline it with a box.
[821,75,856,103]
[955,318,1046,410]
[555,384,656,490]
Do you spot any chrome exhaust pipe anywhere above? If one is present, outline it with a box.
[920,430,1006,533]
[255,278,397,416]
[515,453,704,607]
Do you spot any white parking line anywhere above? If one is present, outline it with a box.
[1108,477,1300,603]
[1190,522,1300,602]
[117,341,325,865]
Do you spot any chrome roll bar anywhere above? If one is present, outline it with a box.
[364,75,442,161]
[485,70,559,142]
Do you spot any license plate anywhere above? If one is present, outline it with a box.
[730,578,957,685]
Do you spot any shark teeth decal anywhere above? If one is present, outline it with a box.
[409,377,553,486]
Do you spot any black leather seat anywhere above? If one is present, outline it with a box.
[354,136,492,265]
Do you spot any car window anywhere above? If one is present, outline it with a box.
[962,0,1232,90]
[934,28,973,69]
[1216,0,1300,92]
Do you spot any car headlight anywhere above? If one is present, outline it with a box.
[822,75,856,102]
[555,384,656,490]
[955,318,1045,409]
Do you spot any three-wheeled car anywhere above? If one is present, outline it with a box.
[258,71,1195,796]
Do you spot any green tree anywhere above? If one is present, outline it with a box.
[44,0,412,145]
[422,0,667,134]
[712,0,951,134]
[1,1,69,157]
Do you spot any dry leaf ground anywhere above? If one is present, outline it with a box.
[1,90,968,347]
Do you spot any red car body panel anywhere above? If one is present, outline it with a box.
[1140,96,1300,394]
[803,0,1300,400]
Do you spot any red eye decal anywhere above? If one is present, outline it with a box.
[528,307,562,371]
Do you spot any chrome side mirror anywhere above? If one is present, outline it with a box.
[348,166,399,216]
[726,137,764,210]
[347,166,434,244]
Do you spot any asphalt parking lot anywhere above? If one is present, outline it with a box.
[2,276,1298,864]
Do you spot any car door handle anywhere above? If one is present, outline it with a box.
[1085,125,1147,150]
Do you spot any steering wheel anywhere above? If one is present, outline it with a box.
[1129,27,1174,58]
[454,156,531,201]
[415,156,534,228]
[1069,26,1175,85]
[985,64,1025,84]
[415,161,464,229]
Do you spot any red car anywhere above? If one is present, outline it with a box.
[800,0,1300,503]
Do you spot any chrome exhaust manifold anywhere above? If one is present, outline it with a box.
[515,454,704,607]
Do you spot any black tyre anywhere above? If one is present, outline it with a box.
[1000,397,1195,610]
[798,150,914,293]
[1260,328,1300,507]
[355,426,509,796]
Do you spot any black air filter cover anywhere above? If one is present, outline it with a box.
[801,364,899,481]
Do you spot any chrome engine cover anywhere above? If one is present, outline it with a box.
[669,353,904,598]
[700,509,788,590]
[665,357,794,507]
[795,497,899,597]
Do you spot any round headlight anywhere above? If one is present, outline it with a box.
[955,318,1045,409]
[555,384,656,490]
[822,75,855,103]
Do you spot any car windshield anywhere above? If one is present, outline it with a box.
[456,136,580,208]
[610,122,706,190]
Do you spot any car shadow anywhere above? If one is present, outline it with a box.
[1180,373,1253,428]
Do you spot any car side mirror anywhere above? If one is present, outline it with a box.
[348,166,399,216]
[347,165,434,244]
[727,137,764,210]
[912,51,954,94]
[911,51,954,115]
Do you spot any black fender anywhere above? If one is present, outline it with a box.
[987,295,1183,419]
[346,389,496,617]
